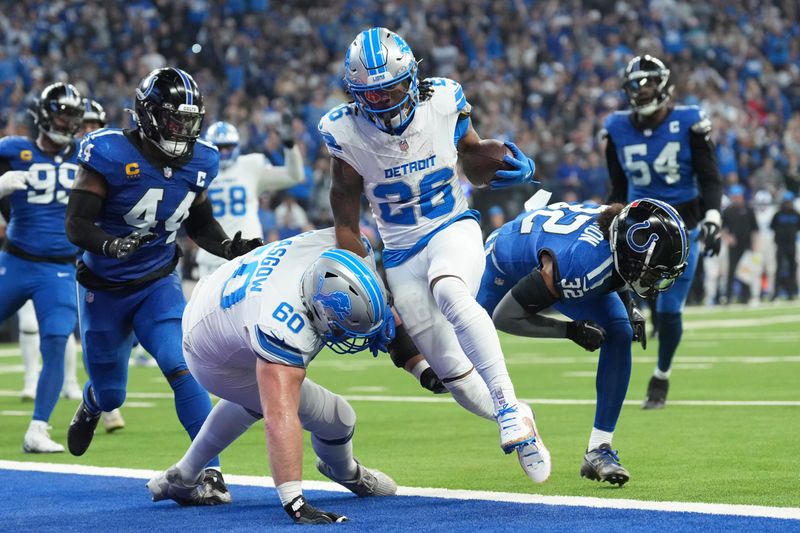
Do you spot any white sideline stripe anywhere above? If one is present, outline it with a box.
[0,460,797,521]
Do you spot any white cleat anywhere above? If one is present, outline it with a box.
[102,409,126,433]
[515,404,551,483]
[496,401,535,454]
[23,421,65,453]
[61,384,83,400]
[147,466,231,506]
[316,458,397,497]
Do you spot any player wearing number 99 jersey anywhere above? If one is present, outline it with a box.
[0,82,83,453]
[604,55,723,409]
[63,68,261,477]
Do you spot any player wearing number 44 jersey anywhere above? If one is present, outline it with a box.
[604,55,723,409]
[0,82,84,453]
[320,28,548,483]
[64,68,262,497]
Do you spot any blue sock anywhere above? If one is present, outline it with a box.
[32,335,67,422]
[657,313,682,373]
[168,371,220,468]
[593,320,632,432]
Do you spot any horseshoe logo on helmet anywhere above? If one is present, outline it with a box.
[626,220,659,254]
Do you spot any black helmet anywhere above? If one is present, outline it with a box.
[82,98,107,127]
[622,55,673,117]
[609,198,689,298]
[33,82,84,145]
[134,67,205,159]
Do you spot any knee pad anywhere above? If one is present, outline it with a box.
[94,388,126,411]
[605,319,633,345]
[18,312,39,335]
[299,381,356,442]
[432,277,483,329]
[388,322,418,368]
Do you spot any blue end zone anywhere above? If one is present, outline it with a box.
[2,470,797,532]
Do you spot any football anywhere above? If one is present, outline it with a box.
[458,139,514,188]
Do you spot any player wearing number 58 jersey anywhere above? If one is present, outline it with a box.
[195,120,305,278]
[604,55,723,409]
[0,82,84,453]
[64,68,261,486]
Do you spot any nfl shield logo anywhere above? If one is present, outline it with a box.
[86,291,94,303]
[399,139,409,152]
[163,166,173,178]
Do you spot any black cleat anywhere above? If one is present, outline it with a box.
[68,401,101,456]
[642,376,669,410]
[580,443,630,486]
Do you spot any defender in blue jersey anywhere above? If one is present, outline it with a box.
[0,82,84,453]
[478,198,690,486]
[604,55,723,409]
[64,68,261,502]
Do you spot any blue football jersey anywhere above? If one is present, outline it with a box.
[0,136,80,257]
[605,105,708,206]
[487,202,621,300]
[77,128,219,282]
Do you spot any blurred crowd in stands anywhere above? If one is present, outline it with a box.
[0,0,798,302]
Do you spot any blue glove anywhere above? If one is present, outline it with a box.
[368,306,396,358]
[491,141,537,190]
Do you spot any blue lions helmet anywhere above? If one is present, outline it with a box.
[609,198,689,298]
[300,248,390,355]
[343,27,419,134]
[205,121,240,169]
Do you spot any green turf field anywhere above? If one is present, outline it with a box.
[1,302,798,508]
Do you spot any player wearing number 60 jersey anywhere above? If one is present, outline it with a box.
[0,82,84,453]
[64,68,261,488]
[195,120,305,278]
[604,55,723,409]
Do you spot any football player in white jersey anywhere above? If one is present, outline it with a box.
[147,229,397,524]
[319,28,548,482]
[195,118,305,277]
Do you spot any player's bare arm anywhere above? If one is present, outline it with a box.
[330,156,367,257]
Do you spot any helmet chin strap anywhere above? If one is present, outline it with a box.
[43,128,74,146]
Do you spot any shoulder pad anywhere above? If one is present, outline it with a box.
[425,77,470,116]
[0,136,32,159]
[78,128,127,173]
[690,108,712,135]
[318,104,357,156]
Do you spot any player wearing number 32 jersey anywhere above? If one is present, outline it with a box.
[64,68,261,492]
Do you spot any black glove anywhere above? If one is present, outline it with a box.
[420,366,448,394]
[105,231,156,260]
[283,495,348,524]
[699,209,721,257]
[627,299,647,350]
[222,231,263,260]
[565,320,606,352]
[279,110,295,149]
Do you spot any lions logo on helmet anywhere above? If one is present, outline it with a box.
[622,55,673,117]
[204,121,240,169]
[343,27,420,134]
[610,198,689,298]
[300,248,389,354]
[33,82,84,145]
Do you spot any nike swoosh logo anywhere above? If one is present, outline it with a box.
[57,272,71,278]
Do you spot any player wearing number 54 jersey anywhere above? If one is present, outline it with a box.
[0,82,84,453]
[604,55,723,409]
[64,68,261,489]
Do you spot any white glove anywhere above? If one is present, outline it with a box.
[0,171,29,197]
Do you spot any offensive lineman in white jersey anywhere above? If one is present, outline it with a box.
[147,228,397,524]
[319,28,549,482]
[195,118,305,278]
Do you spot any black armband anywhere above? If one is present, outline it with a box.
[510,268,559,315]
[689,130,722,213]
[388,322,419,368]
[65,189,118,255]
[183,197,229,258]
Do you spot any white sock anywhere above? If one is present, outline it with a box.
[28,419,48,431]
[311,435,358,481]
[277,480,303,506]
[62,334,80,390]
[432,277,518,411]
[176,399,259,481]
[20,330,40,389]
[444,368,495,420]
[653,367,671,380]
[409,359,430,381]
[588,428,614,451]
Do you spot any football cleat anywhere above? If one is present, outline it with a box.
[495,401,536,454]
[147,466,232,506]
[515,404,551,483]
[316,458,397,497]
[67,400,101,456]
[23,421,64,453]
[642,376,669,410]
[580,443,630,486]
[102,409,125,433]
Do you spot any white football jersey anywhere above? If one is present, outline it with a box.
[319,77,470,252]
[195,147,305,273]
[184,228,335,368]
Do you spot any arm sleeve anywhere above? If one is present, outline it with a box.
[65,189,118,255]
[0,158,10,221]
[689,130,723,213]
[492,289,568,338]
[183,197,230,258]
[605,136,628,204]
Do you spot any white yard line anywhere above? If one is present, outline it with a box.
[0,460,797,520]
